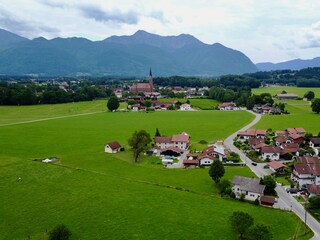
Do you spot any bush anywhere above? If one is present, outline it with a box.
[240,193,245,201]
[282,152,293,160]
[199,140,208,144]
[48,224,71,240]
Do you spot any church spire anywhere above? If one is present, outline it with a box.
[149,67,152,77]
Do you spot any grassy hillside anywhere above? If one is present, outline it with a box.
[159,98,220,110]
[0,103,311,239]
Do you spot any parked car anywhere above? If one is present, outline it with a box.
[251,162,257,166]
[263,165,269,169]
[286,188,298,194]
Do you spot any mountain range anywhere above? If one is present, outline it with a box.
[256,57,320,71]
[0,29,258,77]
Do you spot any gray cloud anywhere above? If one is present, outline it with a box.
[36,0,69,9]
[78,5,139,25]
[149,11,167,23]
[0,9,59,38]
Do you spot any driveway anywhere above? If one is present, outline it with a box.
[224,110,320,240]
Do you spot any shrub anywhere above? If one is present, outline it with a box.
[48,224,71,240]
[240,193,245,201]
[199,140,208,144]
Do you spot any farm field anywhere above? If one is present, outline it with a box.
[159,98,220,109]
[253,99,320,134]
[253,85,320,98]
[0,103,311,239]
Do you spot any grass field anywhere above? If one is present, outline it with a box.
[254,99,320,134]
[159,98,220,109]
[0,102,312,239]
[253,86,320,98]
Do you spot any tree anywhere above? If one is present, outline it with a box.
[48,224,71,240]
[308,196,320,209]
[229,211,254,239]
[281,90,287,94]
[261,175,276,195]
[311,98,320,114]
[304,91,315,100]
[143,100,152,107]
[128,130,152,162]
[209,160,225,184]
[247,224,273,240]
[155,128,161,137]
[107,96,119,111]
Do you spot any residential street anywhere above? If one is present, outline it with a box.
[224,110,320,240]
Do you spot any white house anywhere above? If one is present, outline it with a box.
[180,103,192,111]
[201,141,227,162]
[199,155,215,166]
[155,132,190,151]
[310,137,320,155]
[261,146,281,161]
[231,176,265,201]
[218,102,237,110]
[105,141,121,153]
[291,164,320,188]
[307,184,320,198]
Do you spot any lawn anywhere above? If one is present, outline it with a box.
[254,99,320,134]
[0,104,311,239]
[159,98,220,109]
[253,86,320,98]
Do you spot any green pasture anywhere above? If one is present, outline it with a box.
[253,86,320,98]
[159,98,220,109]
[0,103,311,239]
[254,99,319,134]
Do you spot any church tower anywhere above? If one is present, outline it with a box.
[148,68,154,92]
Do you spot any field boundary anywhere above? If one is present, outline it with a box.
[0,111,105,127]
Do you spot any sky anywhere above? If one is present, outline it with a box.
[0,0,320,63]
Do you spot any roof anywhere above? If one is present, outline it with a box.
[276,94,298,98]
[181,103,190,107]
[275,136,288,143]
[232,176,265,194]
[295,128,306,134]
[268,161,286,170]
[261,146,281,154]
[199,154,215,160]
[155,136,172,143]
[307,184,320,195]
[297,156,320,164]
[289,133,304,140]
[171,132,190,142]
[294,164,320,175]
[183,159,199,165]
[276,130,288,136]
[237,129,267,137]
[310,137,320,145]
[260,196,276,204]
[160,147,184,153]
[219,102,236,108]
[106,141,121,150]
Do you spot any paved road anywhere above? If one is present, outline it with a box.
[166,150,189,169]
[224,110,320,240]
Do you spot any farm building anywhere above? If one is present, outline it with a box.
[105,141,122,153]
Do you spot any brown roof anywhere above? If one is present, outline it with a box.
[155,136,172,143]
[276,94,298,98]
[183,159,199,165]
[307,184,320,195]
[199,154,215,160]
[261,146,281,154]
[219,102,236,108]
[295,128,306,134]
[249,138,264,146]
[289,133,304,140]
[171,132,190,142]
[268,161,286,170]
[260,196,276,204]
[276,130,288,136]
[294,164,320,175]
[238,129,266,137]
[255,143,268,149]
[287,128,297,135]
[297,156,320,164]
[275,136,288,143]
[160,147,184,153]
[106,141,121,150]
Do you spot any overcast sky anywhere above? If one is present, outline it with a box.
[0,0,320,63]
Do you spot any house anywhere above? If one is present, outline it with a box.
[280,143,300,157]
[289,133,305,144]
[218,102,237,110]
[113,89,123,98]
[249,138,267,150]
[310,137,320,155]
[260,196,276,207]
[183,153,199,168]
[291,164,320,188]
[199,155,216,166]
[275,94,298,99]
[274,135,292,146]
[237,129,267,141]
[155,132,190,151]
[160,147,184,157]
[231,176,265,201]
[261,146,281,161]
[297,156,320,164]
[201,141,227,162]
[180,103,192,111]
[307,184,320,197]
[268,161,286,173]
[105,141,121,153]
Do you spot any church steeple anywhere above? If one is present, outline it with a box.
[149,68,152,77]
[148,68,153,93]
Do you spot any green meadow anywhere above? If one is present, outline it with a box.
[252,87,320,134]
[253,85,320,98]
[0,102,311,239]
[159,98,220,109]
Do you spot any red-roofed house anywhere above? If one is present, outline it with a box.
[105,141,122,153]
[297,156,320,164]
[292,164,320,188]
[237,129,267,141]
[275,94,298,99]
[199,155,216,166]
[310,137,320,155]
[268,161,286,173]
[218,102,237,110]
[154,132,190,151]
[307,184,320,197]
[261,146,281,161]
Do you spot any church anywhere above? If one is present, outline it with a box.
[130,68,155,95]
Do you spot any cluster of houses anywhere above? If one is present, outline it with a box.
[218,102,239,110]
[236,128,316,161]
[252,105,282,115]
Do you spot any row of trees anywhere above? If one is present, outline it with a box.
[0,82,113,105]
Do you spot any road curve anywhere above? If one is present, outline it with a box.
[224,110,320,240]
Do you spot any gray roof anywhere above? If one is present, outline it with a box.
[232,176,265,194]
